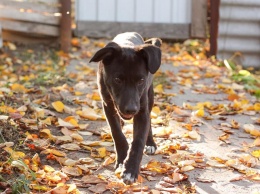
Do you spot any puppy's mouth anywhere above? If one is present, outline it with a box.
[120,114,134,120]
[116,108,135,120]
[118,111,135,120]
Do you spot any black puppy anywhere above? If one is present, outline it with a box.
[90,32,162,184]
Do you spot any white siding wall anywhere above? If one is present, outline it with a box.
[76,0,191,24]
[218,0,260,68]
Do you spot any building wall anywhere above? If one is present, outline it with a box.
[218,0,260,68]
[76,0,191,24]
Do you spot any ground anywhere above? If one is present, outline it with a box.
[0,38,260,194]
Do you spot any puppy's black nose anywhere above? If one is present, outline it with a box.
[124,105,138,115]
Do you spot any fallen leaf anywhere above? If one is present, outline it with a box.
[70,133,84,142]
[88,183,108,193]
[41,149,66,157]
[154,84,164,93]
[76,106,102,120]
[81,175,106,184]
[184,130,201,140]
[52,101,65,113]
[91,147,107,158]
[219,133,230,141]
[253,138,260,146]
[58,118,76,129]
[196,177,215,183]
[251,150,260,158]
[254,103,260,111]
[62,166,82,176]
[61,143,81,151]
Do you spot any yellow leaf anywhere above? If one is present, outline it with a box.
[52,101,64,113]
[4,147,25,160]
[184,123,192,131]
[253,138,260,147]
[64,116,79,127]
[0,105,16,113]
[11,83,27,93]
[58,118,75,129]
[41,149,66,157]
[30,185,50,191]
[219,133,230,141]
[251,150,260,158]
[39,128,53,139]
[145,160,168,174]
[154,84,164,93]
[87,92,101,101]
[91,147,107,158]
[94,41,106,48]
[194,109,204,117]
[44,165,55,172]
[151,106,161,118]
[243,124,260,136]
[76,107,101,120]
[100,132,112,141]
[74,91,84,96]
[254,103,260,111]
[40,117,52,125]
[239,69,251,76]
[67,184,77,193]
[70,133,84,142]
[231,120,240,129]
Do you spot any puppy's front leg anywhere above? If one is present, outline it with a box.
[121,107,150,184]
[103,102,129,168]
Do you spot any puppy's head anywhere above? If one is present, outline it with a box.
[90,42,161,119]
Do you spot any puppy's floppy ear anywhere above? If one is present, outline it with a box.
[139,45,161,74]
[89,42,121,63]
[144,38,162,48]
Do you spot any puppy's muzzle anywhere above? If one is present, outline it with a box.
[119,104,139,120]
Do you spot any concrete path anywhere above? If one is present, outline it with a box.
[66,39,260,194]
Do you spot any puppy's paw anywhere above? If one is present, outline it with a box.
[121,171,137,185]
[115,161,122,169]
[145,145,156,155]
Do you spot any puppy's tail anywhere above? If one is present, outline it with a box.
[144,38,162,48]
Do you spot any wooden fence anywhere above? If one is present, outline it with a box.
[0,0,71,52]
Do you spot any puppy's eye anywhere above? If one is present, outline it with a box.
[114,77,122,84]
[138,78,145,85]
